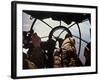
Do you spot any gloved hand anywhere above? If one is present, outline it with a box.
[32,33,41,48]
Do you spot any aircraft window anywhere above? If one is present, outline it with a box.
[22,11,91,67]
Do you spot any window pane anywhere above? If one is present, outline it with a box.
[22,12,34,31]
